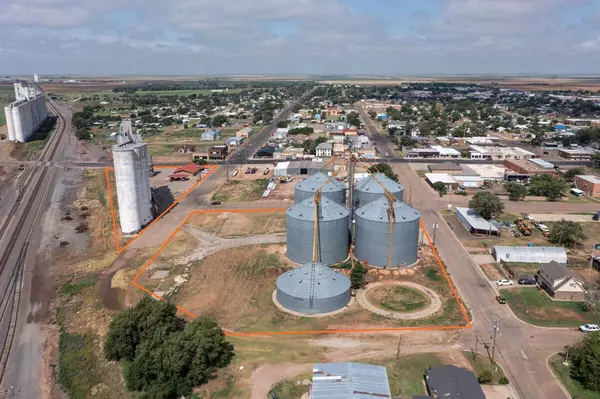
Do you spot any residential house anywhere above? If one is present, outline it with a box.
[425,365,485,399]
[333,143,346,155]
[174,144,196,153]
[387,120,408,136]
[226,136,244,147]
[537,261,586,301]
[316,142,333,157]
[201,129,221,141]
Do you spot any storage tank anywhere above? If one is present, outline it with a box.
[276,262,351,314]
[4,106,15,141]
[354,173,404,208]
[294,172,346,204]
[354,196,420,268]
[286,197,349,265]
[112,120,153,234]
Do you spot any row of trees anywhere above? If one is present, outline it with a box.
[504,175,568,202]
[104,296,234,398]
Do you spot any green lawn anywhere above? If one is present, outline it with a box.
[503,288,600,327]
[463,352,508,385]
[550,354,600,399]
[379,353,442,396]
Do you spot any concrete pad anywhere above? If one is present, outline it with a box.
[150,270,170,280]
[471,254,495,265]
[152,290,167,298]
[528,213,596,223]
[482,384,521,399]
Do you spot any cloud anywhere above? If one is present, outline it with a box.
[578,37,600,51]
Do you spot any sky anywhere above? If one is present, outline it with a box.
[1,0,600,75]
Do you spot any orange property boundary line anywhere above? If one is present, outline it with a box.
[127,205,472,336]
[105,165,218,254]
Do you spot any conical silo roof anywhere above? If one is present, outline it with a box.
[355,173,404,196]
[276,262,351,301]
[287,197,349,222]
[355,196,420,223]
[295,173,346,204]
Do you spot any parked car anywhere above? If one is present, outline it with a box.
[518,277,537,285]
[496,279,514,286]
[579,324,600,333]
[496,295,507,304]
[210,201,222,206]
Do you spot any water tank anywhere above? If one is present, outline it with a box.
[354,173,404,208]
[354,196,420,268]
[276,262,351,314]
[294,172,346,204]
[286,197,349,265]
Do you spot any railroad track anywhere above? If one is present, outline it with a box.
[0,99,68,384]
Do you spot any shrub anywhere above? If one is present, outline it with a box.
[478,370,493,384]
[499,376,509,384]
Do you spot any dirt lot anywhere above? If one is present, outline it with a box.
[187,211,286,237]
[211,179,269,202]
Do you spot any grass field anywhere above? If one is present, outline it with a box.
[367,286,429,313]
[463,351,508,385]
[503,288,600,327]
[550,353,600,399]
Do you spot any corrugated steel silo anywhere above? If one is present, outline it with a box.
[294,172,346,204]
[354,173,404,208]
[355,196,420,268]
[276,262,351,314]
[286,197,349,265]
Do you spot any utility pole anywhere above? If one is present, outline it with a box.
[474,335,479,360]
[491,320,499,363]
[396,335,403,360]
[432,222,439,246]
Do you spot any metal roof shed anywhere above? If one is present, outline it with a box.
[311,362,392,399]
[274,161,290,176]
[492,246,567,264]
[455,207,499,236]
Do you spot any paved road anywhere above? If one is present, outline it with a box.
[353,103,397,158]
[226,86,318,164]
[399,164,578,399]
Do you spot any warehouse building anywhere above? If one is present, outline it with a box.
[274,160,328,176]
[504,159,555,176]
[558,148,596,161]
[236,127,252,138]
[492,246,567,264]
[311,362,392,399]
[425,173,459,191]
[455,207,499,236]
[574,175,600,197]
[427,162,463,174]
[462,164,506,181]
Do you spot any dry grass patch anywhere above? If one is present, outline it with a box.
[211,179,268,202]
[367,285,430,313]
[187,211,286,237]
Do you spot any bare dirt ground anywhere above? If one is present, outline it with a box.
[187,211,286,237]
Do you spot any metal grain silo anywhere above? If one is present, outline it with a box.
[354,173,404,208]
[355,196,420,268]
[276,262,351,314]
[286,197,349,265]
[294,172,346,204]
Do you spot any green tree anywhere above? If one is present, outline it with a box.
[504,182,528,201]
[211,115,228,127]
[124,317,234,399]
[563,167,585,182]
[350,263,367,289]
[368,163,398,182]
[468,192,504,220]
[529,174,567,201]
[432,182,447,197]
[569,332,600,391]
[548,220,587,248]
[346,111,361,127]
[367,110,377,119]
[104,296,182,361]
[593,152,600,167]
[276,120,288,128]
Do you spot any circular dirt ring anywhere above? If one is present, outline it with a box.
[357,281,442,319]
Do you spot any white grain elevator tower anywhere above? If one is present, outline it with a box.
[112,119,153,234]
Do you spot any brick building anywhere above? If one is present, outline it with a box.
[574,175,600,197]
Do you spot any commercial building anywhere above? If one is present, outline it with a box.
[112,120,153,234]
[425,173,459,191]
[492,246,567,264]
[469,145,535,161]
[528,158,555,169]
[406,148,441,159]
[503,159,555,176]
[574,175,600,197]
[316,142,333,157]
[537,261,586,301]
[194,145,228,160]
[274,128,289,140]
[4,82,48,142]
[311,363,392,399]
[462,164,506,181]
[427,162,463,174]
[425,365,485,399]
[430,145,460,159]
[465,136,500,146]
[226,136,244,146]
[235,127,252,138]
[558,148,596,161]
[455,207,499,236]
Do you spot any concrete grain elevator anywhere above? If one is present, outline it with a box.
[112,120,153,234]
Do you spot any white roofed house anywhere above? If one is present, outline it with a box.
[536,261,586,301]
[316,142,332,157]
